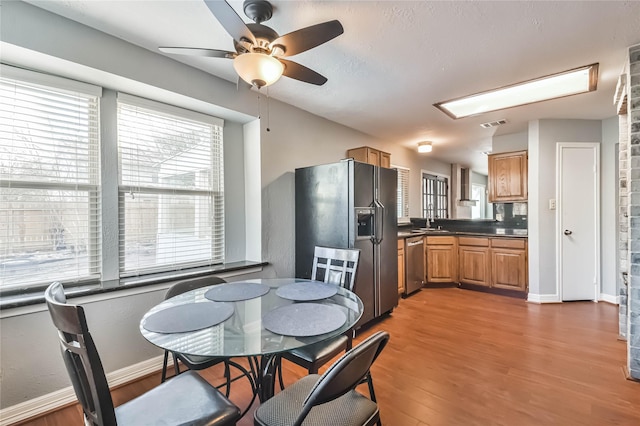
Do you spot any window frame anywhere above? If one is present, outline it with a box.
[116,93,225,278]
[0,67,264,308]
[0,65,102,293]
[422,172,450,219]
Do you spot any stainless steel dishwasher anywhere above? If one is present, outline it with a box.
[404,236,425,296]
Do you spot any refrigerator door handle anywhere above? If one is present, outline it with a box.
[374,199,384,244]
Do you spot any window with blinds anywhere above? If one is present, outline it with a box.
[117,94,224,277]
[393,166,410,222]
[0,69,101,291]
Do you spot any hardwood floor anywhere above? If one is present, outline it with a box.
[19,287,640,426]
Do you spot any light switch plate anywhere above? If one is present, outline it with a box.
[549,199,556,210]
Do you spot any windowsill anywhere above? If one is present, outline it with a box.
[0,260,268,313]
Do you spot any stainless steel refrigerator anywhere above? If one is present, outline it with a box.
[295,159,398,327]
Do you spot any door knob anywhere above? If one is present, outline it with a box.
[564,230,572,236]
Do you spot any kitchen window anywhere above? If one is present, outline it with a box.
[117,94,225,277]
[422,173,449,219]
[0,67,102,292]
[0,65,230,301]
[393,166,410,222]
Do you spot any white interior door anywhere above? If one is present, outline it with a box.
[471,184,486,219]
[557,143,600,301]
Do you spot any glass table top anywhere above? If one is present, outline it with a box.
[139,278,364,358]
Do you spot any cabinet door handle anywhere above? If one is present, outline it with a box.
[564,230,572,236]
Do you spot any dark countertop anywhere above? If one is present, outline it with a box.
[398,228,528,239]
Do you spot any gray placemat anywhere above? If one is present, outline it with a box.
[262,303,347,337]
[276,281,338,301]
[204,282,270,302]
[143,302,233,334]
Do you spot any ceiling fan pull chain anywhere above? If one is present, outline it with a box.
[266,86,271,132]
[257,92,261,120]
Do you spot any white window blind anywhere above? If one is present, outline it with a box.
[117,94,224,277]
[0,70,101,290]
[394,166,410,221]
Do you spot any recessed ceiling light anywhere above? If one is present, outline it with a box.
[434,63,598,119]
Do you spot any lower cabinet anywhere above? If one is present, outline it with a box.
[397,239,405,294]
[458,237,490,286]
[454,236,527,291]
[490,238,527,291]
[422,234,528,292]
[425,236,457,283]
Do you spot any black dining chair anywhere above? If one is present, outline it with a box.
[254,331,390,426]
[161,275,259,408]
[44,281,241,426]
[276,246,360,388]
[160,275,229,385]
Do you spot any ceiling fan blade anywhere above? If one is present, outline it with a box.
[159,47,234,58]
[280,59,328,86]
[270,20,343,57]
[204,0,256,45]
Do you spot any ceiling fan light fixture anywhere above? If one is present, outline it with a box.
[233,52,284,88]
[417,141,433,153]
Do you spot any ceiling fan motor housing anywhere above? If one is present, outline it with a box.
[235,23,282,55]
[243,0,273,24]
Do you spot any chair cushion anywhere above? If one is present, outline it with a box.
[177,353,226,370]
[115,370,240,425]
[254,374,378,426]
[282,335,349,365]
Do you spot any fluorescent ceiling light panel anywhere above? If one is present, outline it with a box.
[434,63,598,119]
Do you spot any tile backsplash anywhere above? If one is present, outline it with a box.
[493,202,528,228]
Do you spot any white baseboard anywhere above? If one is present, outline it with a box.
[599,293,620,305]
[0,355,168,426]
[527,293,562,303]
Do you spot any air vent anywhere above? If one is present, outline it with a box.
[480,119,507,128]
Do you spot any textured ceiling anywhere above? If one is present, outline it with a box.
[23,0,640,173]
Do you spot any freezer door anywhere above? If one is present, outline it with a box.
[376,166,399,315]
[295,162,351,279]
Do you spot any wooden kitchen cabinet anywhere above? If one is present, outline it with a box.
[397,238,405,295]
[425,236,457,283]
[488,150,528,202]
[458,237,491,287]
[347,146,391,168]
[490,238,527,291]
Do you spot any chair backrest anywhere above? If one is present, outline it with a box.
[165,275,226,300]
[294,331,390,426]
[311,246,360,290]
[45,282,117,426]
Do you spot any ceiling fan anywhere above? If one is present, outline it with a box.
[159,0,344,88]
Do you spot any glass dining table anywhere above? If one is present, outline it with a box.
[139,277,364,403]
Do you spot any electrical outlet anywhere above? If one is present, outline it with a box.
[549,199,556,210]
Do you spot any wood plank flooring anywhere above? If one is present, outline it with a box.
[18,287,640,426]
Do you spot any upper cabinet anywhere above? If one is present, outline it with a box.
[347,146,391,168]
[488,150,528,202]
